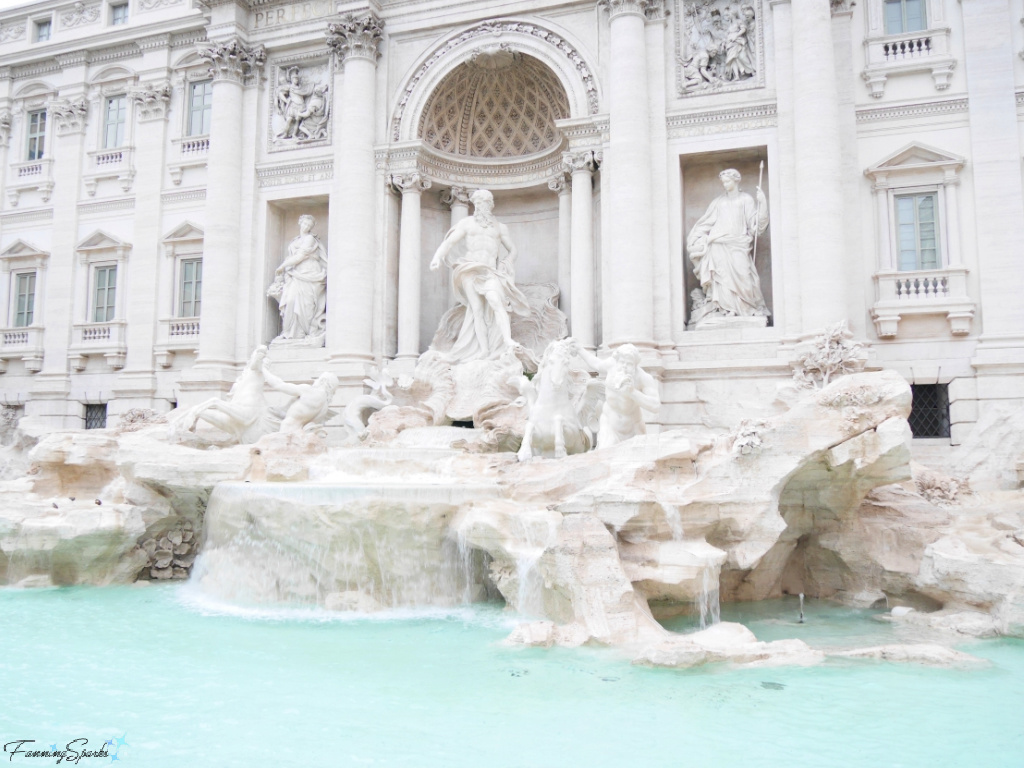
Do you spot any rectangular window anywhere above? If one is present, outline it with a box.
[895,192,939,271]
[13,272,36,328]
[884,0,926,34]
[103,96,127,149]
[909,384,950,438]
[187,81,213,137]
[26,109,46,161]
[84,403,107,430]
[110,3,128,25]
[178,258,202,318]
[93,265,117,323]
[34,19,51,42]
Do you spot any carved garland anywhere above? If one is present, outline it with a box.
[391,20,600,143]
[60,2,101,28]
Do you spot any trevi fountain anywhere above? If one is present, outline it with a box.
[1,190,1022,766]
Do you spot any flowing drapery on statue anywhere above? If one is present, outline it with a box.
[686,168,770,321]
[430,189,531,362]
[267,214,327,346]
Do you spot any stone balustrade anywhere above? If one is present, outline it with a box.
[154,317,200,368]
[871,266,975,338]
[69,320,127,370]
[0,326,45,373]
[84,147,135,195]
[7,158,54,205]
[862,27,954,97]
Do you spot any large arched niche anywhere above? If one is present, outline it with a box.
[391,18,600,148]
[419,50,570,160]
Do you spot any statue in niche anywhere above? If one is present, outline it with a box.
[429,189,531,363]
[686,168,770,323]
[274,67,330,144]
[267,214,327,347]
[678,0,757,93]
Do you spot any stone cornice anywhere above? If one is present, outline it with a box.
[855,97,969,123]
[665,102,776,138]
[325,11,384,64]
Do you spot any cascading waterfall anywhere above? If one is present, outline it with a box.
[698,564,721,630]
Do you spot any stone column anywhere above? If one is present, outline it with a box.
[942,171,962,268]
[28,62,89,429]
[564,150,598,350]
[549,174,572,321]
[326,10,384,365]
[393,171,430,364]
[191,39,265,379]
[602,0,655,349]
[114,81,172,415]
[872,177,893,270]
[790,0,846,333]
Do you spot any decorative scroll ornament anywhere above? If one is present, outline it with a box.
[129,81,172,120]
[391,20,599,142]
[562,149,600,174]
[0,23,26,42]
[271,63,331,149]
[49,98,89,134]
[0,111,11,147]
[547,174,569,194]
[325,12,384,63]
[197,38,267,83]
[61,2,101,28]
[391,171,432,194]
[440,185,471,208]
[676,0,762,97]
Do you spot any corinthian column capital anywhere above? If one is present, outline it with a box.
[326,12,385,64]
[197,38,267,84]
[563,149,601,174]
[599,0,648,19]
[391,171,431,194]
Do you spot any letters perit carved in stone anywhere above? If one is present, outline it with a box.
[269,60,332,152]
[325,12,384,64]
[197,38,267,84]
[674,0,765,98]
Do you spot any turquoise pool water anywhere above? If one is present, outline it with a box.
[1,586,1021,768]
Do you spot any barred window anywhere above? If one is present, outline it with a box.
[909,384,950,438]
[85,403,107,430]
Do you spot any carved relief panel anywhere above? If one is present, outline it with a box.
[674,0,765,97]
[267,58,333,152]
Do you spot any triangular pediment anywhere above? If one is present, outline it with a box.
[162,221,204,243]
[77,229,130,251]
[0,239,49,260]
[867,142,964,177]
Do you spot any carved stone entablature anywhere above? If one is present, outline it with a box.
[325,12,384,64]
[255,159,333,189]
[0,111,11,148]
[562,149,601,174]
[197,38,267,84]
[269,59,332,152]
[60,2,101,28]
[674,0,765,98]
[129,81,172,121]
[390,171,431,195]
[49,98,89,135]
[0,23,26,43]
[440,185,471,208]
[665,101,776,138]
[391,19,600,143]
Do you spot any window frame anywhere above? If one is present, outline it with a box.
[32,17,52,43]
[92,264,118,324]
[186,79,213,138]
[26,108,47,161]
[12,270,37,328]
[177,257,202,318]
[102,94,128,150]
[883,0,927,35]
[893,189,941,272]
[110,2,129,26]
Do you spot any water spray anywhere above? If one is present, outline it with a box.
[798,592,805,624]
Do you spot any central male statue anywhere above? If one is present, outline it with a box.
[429,189,531,362]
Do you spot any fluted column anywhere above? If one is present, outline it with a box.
[193,39,265,371]
[549,174,572,321]
[326,10,384,363]
[393,172,430,362]
[791,0,846,333]
[564,150,598,350]
[602,0,655,349]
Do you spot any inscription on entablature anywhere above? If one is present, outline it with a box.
[254,0,333,30]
